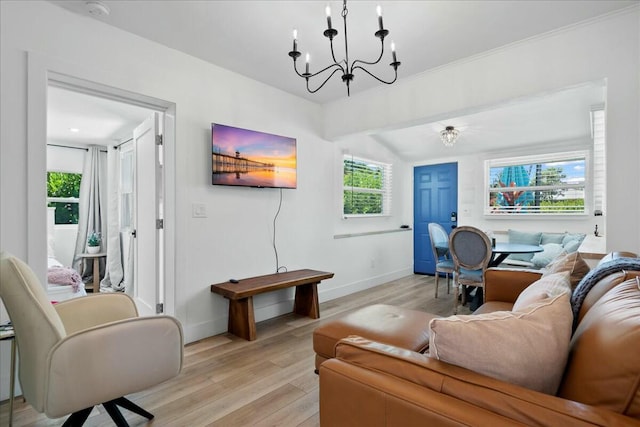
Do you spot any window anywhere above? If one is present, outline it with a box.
[47,172,82,224]
[486,151,588,215]
[591,105,606,215]
[343,155,392,216]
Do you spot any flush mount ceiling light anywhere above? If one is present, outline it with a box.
[288,0,401,96]
[86,1,110,17]
[440,126,459,147]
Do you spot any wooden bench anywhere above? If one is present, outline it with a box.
[210,269,334,341]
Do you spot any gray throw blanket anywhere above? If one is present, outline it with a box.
[571,257,640,330]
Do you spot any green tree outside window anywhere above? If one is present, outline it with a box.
[47,172,82,224]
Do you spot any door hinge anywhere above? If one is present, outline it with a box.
[156,303,164,314]
[155,134,163,146]
[156,219,164,229]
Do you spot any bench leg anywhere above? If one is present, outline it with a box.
[293,282,320,319]
[227,297,256,341]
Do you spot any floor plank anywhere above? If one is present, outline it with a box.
[0,274,468,426]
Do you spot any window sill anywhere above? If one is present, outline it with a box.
[334,228,412,239]
[484,213,589,219]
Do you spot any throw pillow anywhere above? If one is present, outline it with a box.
[507,230,542,262]
[562,239,582,253]
[543,251,590,289]
[429,293,572,395]
[561,233,586,248]
[512,271,571,311]
[531,243,566,268]
[541,232,566,245]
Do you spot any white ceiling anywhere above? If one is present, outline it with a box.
[48,86,154,146]
[45,1,626,156]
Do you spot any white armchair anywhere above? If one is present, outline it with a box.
[0,251,183,426]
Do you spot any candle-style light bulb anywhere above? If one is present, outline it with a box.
[292,29,298,52]
[326,5,332,29]
[391,41,397,62]
[377,5,384,30]
[305,53,310,74]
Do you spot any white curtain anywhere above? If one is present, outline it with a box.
[100,146,125,292]
[73,146,107,280]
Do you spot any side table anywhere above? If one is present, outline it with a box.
[77,252,107,293]
[1,328,16,426]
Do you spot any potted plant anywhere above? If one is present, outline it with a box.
[87,231,101,254]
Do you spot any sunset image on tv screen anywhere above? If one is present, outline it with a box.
[211,124,297,188]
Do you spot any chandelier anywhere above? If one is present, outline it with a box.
[440,126,459,147]
[288,0,401,96]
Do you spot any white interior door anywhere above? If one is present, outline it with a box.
[119,141,135,294]
[132,112,164,315]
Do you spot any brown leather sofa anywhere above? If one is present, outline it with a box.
[319,253,640,426]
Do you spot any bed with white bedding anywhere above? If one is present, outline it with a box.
[47,256,86,301]
[47,206,86,301]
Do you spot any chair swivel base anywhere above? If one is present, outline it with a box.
[62,397,154,427]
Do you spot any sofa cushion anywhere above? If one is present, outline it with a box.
[512,271,571,312]
[313,304,436,370]
[558,277,640,418]
[429,293,572,394]
[543,251,590,289]
[531,243,566,268]
[506,230,542,262]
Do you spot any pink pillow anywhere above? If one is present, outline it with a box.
[429,293,572,394]
[512,271,571,312]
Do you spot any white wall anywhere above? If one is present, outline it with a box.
[0,1,411,351]
[325,6,640,254]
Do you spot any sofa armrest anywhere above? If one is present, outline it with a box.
[483,268,542,303]
[320,337,634,427]
[54,293,138,334]
[45,315,183,418]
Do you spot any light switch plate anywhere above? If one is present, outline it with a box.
[192,203,207,218]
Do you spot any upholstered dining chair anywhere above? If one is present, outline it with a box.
[428,223,454,298]
[0,251,183,426]
[448,226,493,314]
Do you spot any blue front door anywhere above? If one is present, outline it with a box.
[414,163,458,274]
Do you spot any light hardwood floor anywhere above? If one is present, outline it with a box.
[1,274,469,427]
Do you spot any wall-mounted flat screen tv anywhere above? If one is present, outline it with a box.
[211,123,297,189]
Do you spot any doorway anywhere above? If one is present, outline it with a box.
[27,66,176,316]
[414,162,458,274]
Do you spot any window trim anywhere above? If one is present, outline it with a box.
[342,154,392,218]
[484,150,591,217]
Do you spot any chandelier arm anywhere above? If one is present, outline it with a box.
[292,60,344,79]
[329,37,341,66]
[352,39,385,68]
[306,68,344,93]
[351,64,398,85]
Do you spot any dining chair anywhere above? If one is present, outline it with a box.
[428,223,453,298]
[448,226,493,314]
[0,251,183,426]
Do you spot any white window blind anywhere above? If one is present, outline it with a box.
[485,151,588,215]
[343,155,392,216]
[591,105,606,215]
